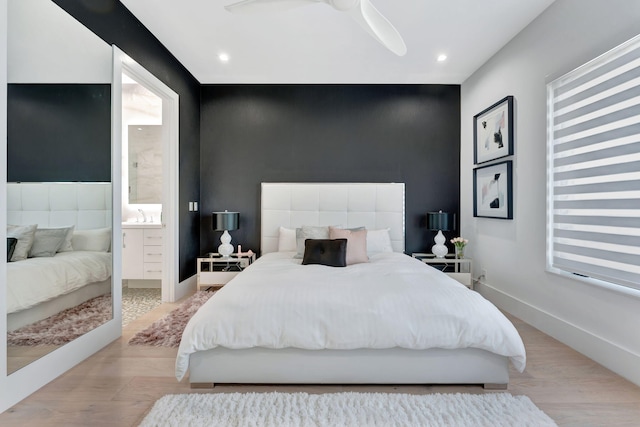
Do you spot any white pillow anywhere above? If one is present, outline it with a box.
[295,225,330,258]
[278,226,297,252]
[7,224,37,261]
[366,228,393,256]
[72,228,112,252]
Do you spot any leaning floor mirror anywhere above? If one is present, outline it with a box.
[1,0,121,412]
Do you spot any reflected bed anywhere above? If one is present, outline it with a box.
[6,183,112,331]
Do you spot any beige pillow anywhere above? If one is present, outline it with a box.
[329,226,368,265]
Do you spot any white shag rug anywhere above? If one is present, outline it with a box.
[139,392,557,427]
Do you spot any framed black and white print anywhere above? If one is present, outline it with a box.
[473,95,514,164]
[473,160,513,219]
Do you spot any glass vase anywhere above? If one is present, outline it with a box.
[455,246,465,259]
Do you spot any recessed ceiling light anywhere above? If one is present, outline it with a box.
[437,54,447,62]
[219,53,230,63]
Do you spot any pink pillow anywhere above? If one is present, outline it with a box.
[329,226,368,265]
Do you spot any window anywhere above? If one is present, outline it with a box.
[547,34,640,291]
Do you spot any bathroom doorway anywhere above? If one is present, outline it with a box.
[113,47,179,319]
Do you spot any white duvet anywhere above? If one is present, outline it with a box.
[7,251,112,314]
[176,252,526,380]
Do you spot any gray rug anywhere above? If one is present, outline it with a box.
[139,391,557,427]
[128,291,215,347]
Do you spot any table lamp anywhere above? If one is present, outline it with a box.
[427,210,455,258]
[212,210,239,259]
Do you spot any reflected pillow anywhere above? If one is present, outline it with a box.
[295,226,330,258]
[7,224,37,261]
[29,227,71,257]
[72,227,112,252]
[301,238,347,267]
[56,225,76,252]
[7,238,17,262]
[329,226,368,265]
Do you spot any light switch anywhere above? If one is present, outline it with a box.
[194,201,198,211]
[188,202,194,211]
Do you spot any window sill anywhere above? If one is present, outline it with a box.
[547,266,640,300]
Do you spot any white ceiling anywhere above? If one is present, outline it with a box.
[119,0,555,84]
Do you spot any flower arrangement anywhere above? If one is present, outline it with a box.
[450,237,468,259]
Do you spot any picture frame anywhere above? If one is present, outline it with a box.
[473,160,513,219]
[474,95,514,164]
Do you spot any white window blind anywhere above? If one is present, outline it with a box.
[547,34,640,291]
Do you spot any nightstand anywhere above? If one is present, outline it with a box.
[412,253,473,289]
[196,253,256,290]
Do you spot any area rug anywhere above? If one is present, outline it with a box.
[139,391,557,427]
[128,291,215,347]
[123,287,162,326]
[7,294,111,346]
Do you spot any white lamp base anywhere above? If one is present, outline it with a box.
[218,230,234,259]
[431,230,448,258]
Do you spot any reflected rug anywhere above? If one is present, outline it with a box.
[7,294,111,346]
[128,291,216,347]
[139,392,557,427]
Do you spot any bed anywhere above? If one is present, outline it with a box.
[6,182,112,331]
[177,183,526,389]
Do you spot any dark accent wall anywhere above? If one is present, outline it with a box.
[7,84,111,182]
[200,85,461,255]
[53,0,201,280]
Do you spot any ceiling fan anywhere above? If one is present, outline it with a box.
[224,0,407,56]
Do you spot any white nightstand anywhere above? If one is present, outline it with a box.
[412,253,473,289]
[196,253,256,290]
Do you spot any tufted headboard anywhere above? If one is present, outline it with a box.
[261,182,405,255]
[7,182,112,230]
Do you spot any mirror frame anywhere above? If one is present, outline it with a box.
[0,0,122,410]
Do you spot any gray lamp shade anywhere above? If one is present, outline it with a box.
[212,211,239,231]
[427,211,455,231]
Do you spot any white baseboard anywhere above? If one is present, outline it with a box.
[124,279,161,289]
[175,274,197,301]
[476,281,640,387]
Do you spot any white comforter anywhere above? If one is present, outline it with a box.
[176,252,526,380]
[7,251,112,314]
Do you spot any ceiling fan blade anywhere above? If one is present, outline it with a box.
[225,0,318,14]
[349,0,407,56]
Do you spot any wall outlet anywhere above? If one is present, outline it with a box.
[481,269,487,281]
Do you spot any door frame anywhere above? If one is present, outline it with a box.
[112,46,179,302]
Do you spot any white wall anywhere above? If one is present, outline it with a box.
[7,0,111,83]
[461,0,640,386]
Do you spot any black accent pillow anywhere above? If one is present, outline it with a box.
[301,238,347,267]
[7,237,18,262]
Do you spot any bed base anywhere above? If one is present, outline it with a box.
[7,279,111,331]
[188,347,509,390]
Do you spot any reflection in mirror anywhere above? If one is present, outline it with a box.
[6,0,113,374]
[124,78,163,205]
[128,125,162,204]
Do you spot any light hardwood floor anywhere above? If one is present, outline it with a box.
[1,293,639,426]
